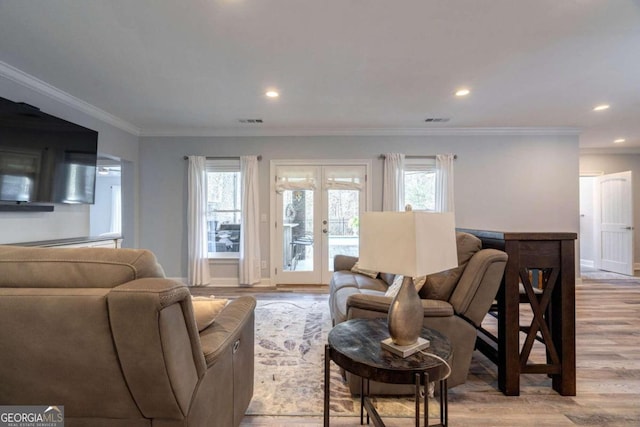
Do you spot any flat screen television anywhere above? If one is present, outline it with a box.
[0,96,98,204]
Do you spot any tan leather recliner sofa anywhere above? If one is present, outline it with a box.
[0,245,255,427]
[329,231,507,393]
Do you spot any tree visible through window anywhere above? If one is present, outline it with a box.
[404,159,436,211]
[206,160,241,256]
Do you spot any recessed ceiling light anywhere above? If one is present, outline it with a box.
[593,104,610,111]
[265,90,279,98]
[455,88,470,97]
[614,138,626,143]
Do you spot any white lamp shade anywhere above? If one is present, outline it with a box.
[358,211,458,277]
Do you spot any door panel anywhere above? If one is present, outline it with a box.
[597,171,634,275]
[275,166,321,284]
[323,188,362,282]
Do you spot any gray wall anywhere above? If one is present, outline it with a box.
[139,134,580,279]
[580,153,640,266]
[0,76,140,247]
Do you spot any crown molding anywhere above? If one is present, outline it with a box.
[580,146,640,155]
[0,61,140,136]
[0,62,587,140]
[141,126,582,138]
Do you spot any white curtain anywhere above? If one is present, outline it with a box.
[239,155,261,285]
[109,185,121,233]
[187,156,211,286]
[435,153,455,212]
[382,153,405,211]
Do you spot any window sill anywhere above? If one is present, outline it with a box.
[208,253,240,261]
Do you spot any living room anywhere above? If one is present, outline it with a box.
[1,1,639,426]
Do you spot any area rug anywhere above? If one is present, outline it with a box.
[246,297,438,418]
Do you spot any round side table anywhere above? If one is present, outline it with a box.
[324,318,453,427]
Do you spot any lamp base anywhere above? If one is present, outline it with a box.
[381,337,430,358]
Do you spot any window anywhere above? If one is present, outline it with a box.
[206,159,241,257]
[403,158,436,211]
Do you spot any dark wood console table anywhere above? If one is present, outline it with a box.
[460,229,577,396]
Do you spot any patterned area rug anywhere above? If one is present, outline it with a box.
[246,298,437,418]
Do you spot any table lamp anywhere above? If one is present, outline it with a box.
[358,210,458,357]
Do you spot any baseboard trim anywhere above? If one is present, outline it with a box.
[168,277,273,288]
[580,259,595,269]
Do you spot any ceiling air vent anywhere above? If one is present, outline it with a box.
[238,119,263,124]
[424,118,450,123]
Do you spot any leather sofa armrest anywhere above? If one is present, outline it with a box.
[334,254,359,271]
[199,296,257,367]
[346,293,454,320]
[108,278,205,419]
[346,293,392,315]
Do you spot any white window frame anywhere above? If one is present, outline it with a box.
[403,157,437,212]
[206,159,242,259]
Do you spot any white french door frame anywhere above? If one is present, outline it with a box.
[269,159,372,285]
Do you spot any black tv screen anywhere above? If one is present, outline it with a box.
[0,96,98,204]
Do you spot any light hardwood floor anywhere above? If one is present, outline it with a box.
[194,279,640,426]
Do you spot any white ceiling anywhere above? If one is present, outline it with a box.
[1,0,639,149]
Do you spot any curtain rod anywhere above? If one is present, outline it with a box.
[183,155,262,161]
[378,154,457,160]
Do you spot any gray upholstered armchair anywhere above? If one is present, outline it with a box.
[329,232,507,393]
[0,245,255,427]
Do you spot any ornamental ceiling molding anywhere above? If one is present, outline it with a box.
[141,126,581,138]
[1,61,582,140]
[0,61,140,136]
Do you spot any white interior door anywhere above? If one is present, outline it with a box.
[596,171,634,275]
[273,163,367,285]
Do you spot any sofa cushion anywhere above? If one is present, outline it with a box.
[192,296,229,332]
[350,261,379,278]
[384,274,427,298]
[331,270,387,292]
[330,271,388,323]
[419,232,482,301]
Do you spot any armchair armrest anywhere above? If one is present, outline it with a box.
[334,254,359,271]
[108,278,204,419]
[199,296,257,366]
[346,293,454,321]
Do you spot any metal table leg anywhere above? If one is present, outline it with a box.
[324,345,330,427]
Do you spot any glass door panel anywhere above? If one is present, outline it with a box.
[326,189,360,270]
[281,189,314,272]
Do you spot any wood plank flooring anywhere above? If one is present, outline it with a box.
[191,279,640,426]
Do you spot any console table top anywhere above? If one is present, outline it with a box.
[458,228,577,241]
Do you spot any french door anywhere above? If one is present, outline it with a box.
[272,162,369,285]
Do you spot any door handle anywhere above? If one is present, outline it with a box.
[623,226,634,230]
